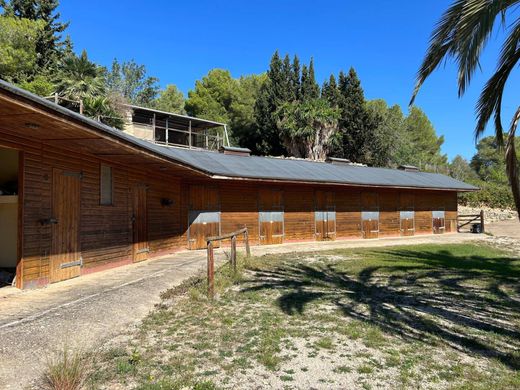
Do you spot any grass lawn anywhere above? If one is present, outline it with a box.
[88,243,520,389]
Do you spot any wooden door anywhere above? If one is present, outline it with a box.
[132,185,149,262]
[259,188,284,245]
[432,210,445,234]
[399,193,415,236]
[400,212,415,236]
[315,191,336,240]
[188,185,220,250]
[361,192,379,239]
[362,218,379,239]
[50,168,81,283]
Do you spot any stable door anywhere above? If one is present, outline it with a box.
[315,191,336,240]
[50,168,81,282]
[188,185,220,249]
[432,210,445,234]
[259,188,284,245]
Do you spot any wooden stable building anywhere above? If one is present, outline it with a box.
[0,81,477,289]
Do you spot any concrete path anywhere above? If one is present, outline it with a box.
[0,233,483,389]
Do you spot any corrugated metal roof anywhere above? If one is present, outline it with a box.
[0,79,478,192]
[156,147,477,191]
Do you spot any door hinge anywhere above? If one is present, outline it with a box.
[63,171,83,179]
[60,257,83,269]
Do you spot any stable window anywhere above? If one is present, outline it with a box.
[100,164,113,205]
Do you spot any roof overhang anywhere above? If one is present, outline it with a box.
[0,79,479,192]
[0,80,210,179]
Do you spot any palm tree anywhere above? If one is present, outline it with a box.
[410,0,520,219]
[54,49,105,102]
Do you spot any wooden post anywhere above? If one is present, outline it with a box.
[207,241,214,298]
[231,235,237,273]
[79,99,84,115]
[188,120,192,149]
[480,210,485,233]
[152,113,156,143]
[165,117,169,145]
[244,228,251,257]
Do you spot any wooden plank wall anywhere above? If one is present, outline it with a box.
[0,131,459,288]
[0,135,185,288]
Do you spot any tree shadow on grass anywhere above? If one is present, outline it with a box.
[242,248,520,369]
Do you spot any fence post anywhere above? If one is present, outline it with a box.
[480,210,485,233]
[207,241,214,299]
[244,228,251,257]
[231,235,237,273]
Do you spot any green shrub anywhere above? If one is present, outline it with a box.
[458,179,514,209]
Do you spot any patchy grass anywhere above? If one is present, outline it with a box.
[89,243,520,389]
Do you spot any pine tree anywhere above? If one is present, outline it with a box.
[1,0,69,70]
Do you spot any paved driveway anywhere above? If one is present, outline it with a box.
[0,233,482,389]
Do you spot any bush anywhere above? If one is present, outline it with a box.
[458,179,515,209]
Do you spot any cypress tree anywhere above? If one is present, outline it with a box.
[253,51,287,155]
[291,55,301,101]
[307,58,320,99]
[322,74,340,107]
[301,58,320,100]
[300,64,309,100]
[336,67,378,164]
[281,54,295,102]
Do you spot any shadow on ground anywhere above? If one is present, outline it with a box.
[242,248,520,369]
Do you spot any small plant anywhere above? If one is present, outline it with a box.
[42,347,90,390]
[357,364,374,375]
[129,348,141,365]
[193,380,220,390]
[315,336,334,350]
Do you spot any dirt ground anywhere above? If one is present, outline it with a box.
[91,241,520,390]
[487,219,520,239]
[0,233,497,389]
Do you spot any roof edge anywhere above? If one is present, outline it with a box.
[210,174,480,192]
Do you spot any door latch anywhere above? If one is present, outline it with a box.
[40,218,59,225]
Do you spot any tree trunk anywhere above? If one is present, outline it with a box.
[506,107,520,222]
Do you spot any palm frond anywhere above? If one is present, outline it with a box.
[410,0,518,105]
[475,18,520,143]
[455,0,512,95]
[505,107,520,216]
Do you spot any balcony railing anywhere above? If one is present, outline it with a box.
[129,122,225,150]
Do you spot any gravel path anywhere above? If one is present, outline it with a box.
[0,233,486,389]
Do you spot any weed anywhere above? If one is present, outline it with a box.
[42,347,90,390]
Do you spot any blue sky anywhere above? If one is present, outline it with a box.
[58,0,519,161]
